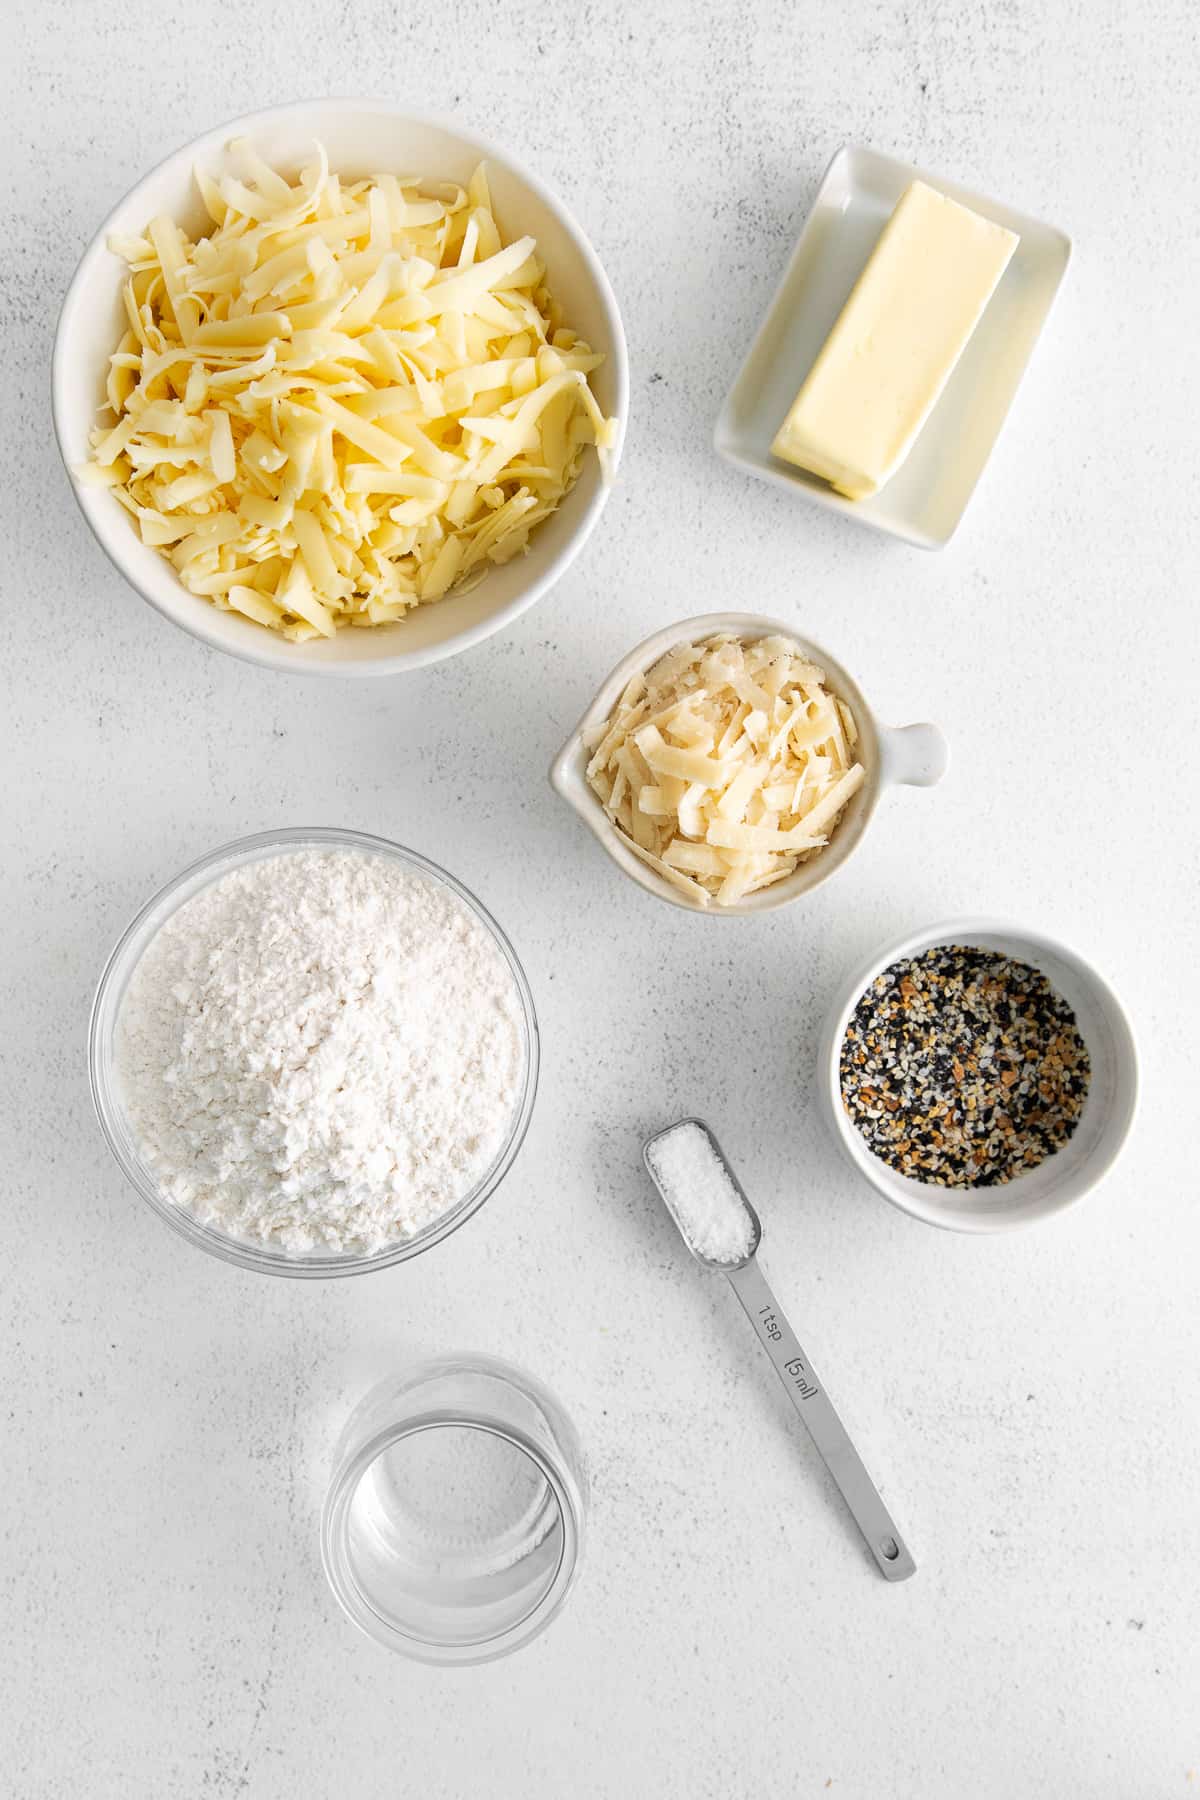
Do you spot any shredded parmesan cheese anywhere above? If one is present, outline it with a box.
[85,141,618,640]
[583,635,866,906]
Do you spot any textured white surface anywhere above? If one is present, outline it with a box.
[3,1,1198,1795]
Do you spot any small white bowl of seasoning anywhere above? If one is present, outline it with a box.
[818,919,1138,1232]
[549,613,948,915]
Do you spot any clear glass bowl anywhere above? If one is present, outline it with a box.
[88,827,540,1278]
[321,1354,586,1664]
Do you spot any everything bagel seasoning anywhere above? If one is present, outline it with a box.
[839,945,1091,1188]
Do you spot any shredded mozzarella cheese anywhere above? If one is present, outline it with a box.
[583,635,866,906]
[86,141,618,639]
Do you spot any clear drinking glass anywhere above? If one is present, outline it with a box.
[321,1355,586,1664]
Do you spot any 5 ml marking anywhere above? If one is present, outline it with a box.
[784,1357,819,1400]
[758,1308,819,1399]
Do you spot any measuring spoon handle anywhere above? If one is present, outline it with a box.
[727,1258,916,1582]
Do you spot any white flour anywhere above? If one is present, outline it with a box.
[115,848,526,1254]
[646,1121,756,1264]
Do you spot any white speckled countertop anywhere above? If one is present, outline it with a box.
[4,2,1198,1794]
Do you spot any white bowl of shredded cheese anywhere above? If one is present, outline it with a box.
[550,613,948,913]
[53,100,626,675]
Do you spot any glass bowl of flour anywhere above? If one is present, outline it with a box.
[89,827,539,1276]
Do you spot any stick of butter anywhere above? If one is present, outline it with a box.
[771,181,1018,500]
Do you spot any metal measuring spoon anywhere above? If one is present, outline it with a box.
[643,1118,915,1583]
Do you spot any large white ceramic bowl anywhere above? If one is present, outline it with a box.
[549,612,948,915]
[818,918,1139,1232]
[52,100,628,676]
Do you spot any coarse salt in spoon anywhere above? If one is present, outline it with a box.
[643,1117,916,1582]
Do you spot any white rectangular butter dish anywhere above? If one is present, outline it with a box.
[713,145,1071,549]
